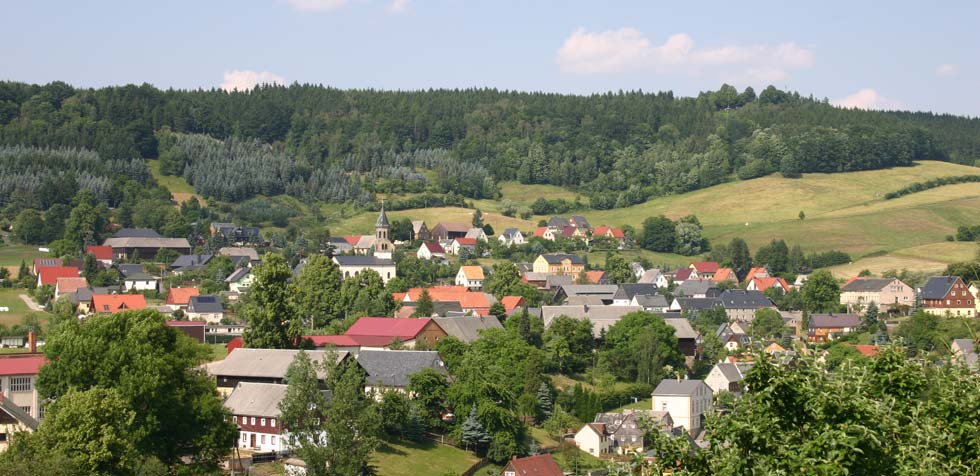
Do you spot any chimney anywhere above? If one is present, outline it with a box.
[28,330,37,353]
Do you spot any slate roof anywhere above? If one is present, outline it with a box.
[674,297,723,312]
[613,283,659,301]
[920,276,960,300]
[219,247,260,260]
[0,394,38,430]
[226,268,251,283]
[638,269,663,284]
[188,295,224,313]
[356,350,447,388]
[714,362,753,383]
[719,290,774,309]
[171,254,213,269]
[808,313,861,329]
[653,379,708,396]
[208,348,348,380]
[224,382,292,418]
[432,316,503,343]
[633,294,669,308]
[375,205,390,228]
[841,278,896,293]
[540,253,584,265]
[115,264,144,277]
[674,279,716,297]
[113,228,162,238]
[333,255,395,266]
[501,228,521,238]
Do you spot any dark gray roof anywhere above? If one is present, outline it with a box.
[189,295,224,313]
[558,285,619,298]
[544,275,574,289]
[115,264,145,277]
[171,254,213,270]
[613,283,659,301]
[719,290,774,309]
[501,228,521,238]
[113,228,162,238]
[432,316,503,343]
[123,271,158,281]
[808,313,861,329]
[0,395,38,430]
[356,350,446,388]
[674,280,716,297]
[207,349,349,380]
[841,278,897,293]
[333,255,395,266]
[226,267,251,283]
[920,276,959,300]
[376,205,390,228]
[714,362,753,382]
[952,339,976,354]
[663,318,699,339]
[653,379,708,396]
[634,294,669,308]
[540,253,585,265]
[675,298,722,311]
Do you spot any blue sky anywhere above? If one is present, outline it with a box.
[3,0,978,116]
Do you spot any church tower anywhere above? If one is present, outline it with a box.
[374,200,393,260]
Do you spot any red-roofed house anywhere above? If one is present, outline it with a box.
[166,287,200,307]
[673,268,695,283]
[401,286,470,303]
[690,261,720,279]
[342,235,361,246]
[0,353,46,421]
[584,270,608,284]
[593,225,626,246]
[853,345,882,357]
[85,245,114,266]
[500,296,526,313]
[54,277,88,300]
[91,294,147,314]
[417,242,446,260]
[747,277,791,294]
[32,258,62,275]
[455,266,485,290]
[448,237,477,256]
[345,317,447,349]
[37,266,79,287]
[712,268,738,284]
[459,293,492,316]
[501,454,563,476]
[532,227,557,241]
[746,267,770,280]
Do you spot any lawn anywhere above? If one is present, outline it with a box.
[0,244,45,273]
[331,206,536,236]
[0,288,49,329]
[827,241,979,278]
[610,398,652,413]
[372,437,479,476]
[147,159,206,206]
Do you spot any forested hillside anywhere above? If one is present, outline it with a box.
[1,81,979,210]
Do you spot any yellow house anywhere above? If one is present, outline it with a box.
[532,254,586,276]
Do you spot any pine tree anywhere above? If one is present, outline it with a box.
[324,359,381,475]
[412,289,434,317]
[17,260,29,280]
[536,382,553,422]
[862,303,879,331]
[460,405,490,452]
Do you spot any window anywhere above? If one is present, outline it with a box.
[250,417,256,425]
[261,435,266,444]
[261,418,266,426]
[233,416,238,423]
[10,377,32,392]
[19,406,31,415]
[0,433,6,442]
[271,419,276,427]
[271,436,277,446]
[241,433,247,442]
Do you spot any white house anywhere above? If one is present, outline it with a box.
[123,272,160,292]
[638,269,671,288]
[652,379,712,434]
[447,238,477,256]
[704,362,754,395]
[455,266,485,290]
[225,382,316,453]
[416,242,446,260]
[574,423,609,457]
[226,268,254,294]
[498,228,526,247]
[465,227,488,242]
[333,256,397,284]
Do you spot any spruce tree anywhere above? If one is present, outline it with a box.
[412,289,434,317]
[460,405,490,452]
[862,303,879,331]
[536,382,553,422]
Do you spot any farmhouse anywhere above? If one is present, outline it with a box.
[455,266,485,290]
[920,276,975,317]
[431,222,470,240]
[532,253,585,275]
[207,348,351,395]
[839,277,915,312]
[498,228,526,246]
[807,313,862,343]
[102,237,191,260]
[652,379,712,434]
[356,350,447,395]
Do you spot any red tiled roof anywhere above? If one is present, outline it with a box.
[560,226,577,238]
[746,267,769,279]
[38,266,79,286]
[392,292,407,303]
[751,277,790,293]
[56,277,88,295]
[690,261,720,273]
[500,296,525,312]
[506,454,563,476]
[404,286,469,302]
[166,287,200,305]
[345,317,433,339]
[674,268,694,281]
[712,268,738,283]
[85,245,113,260]
[594,226,625,239]
[854,345,881,357]
[0,355,46,376]
[533,227,548,237]
[343,235,361,245]
[422,242,445,253]
[460,293,491,310]
[454,237,477,246]
[459,266,485,280]
[92,294,147,313]
[585,270,606,284]
[226,336,244,354]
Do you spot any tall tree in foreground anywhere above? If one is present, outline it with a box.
[801,269,840,313]
[242,253,300,348]
[279,351,330,476]
[294,254,344,329]
[323,358,381,476]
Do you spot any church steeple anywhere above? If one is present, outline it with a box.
[376,199,390,229]
[374,199,392,259]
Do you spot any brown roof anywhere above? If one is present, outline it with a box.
[505,454,563,476]
[56,277,89,295]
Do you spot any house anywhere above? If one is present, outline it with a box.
[532,227,557,242]
[612,283,659,306]
[674,280,718,299]
[630,294,670,313]
[920,276,976,317]
[114,263,144,278]
[548,216,591,232]
[113,228,162,238]
[37,266,79,287]
[448,237,478,256]
[166,320,206,343]
[638,269,671,288]
[186,296,225,323]
[951,339,979,368]
[581,270,607,285]
[431,222,471,241]
[327,237,354,255]
[456,266,485,290]
[669,297,722,315]
[206,348,350,395]
[532,254,585,276]
[122,271,160,292]
[412,221,430,241]
[85,245,114,266]
[169,254,213,273]
[592,225,626,246]
[574,410,673,457]
[716,323,750,351]
[0,394,38,453]
[705,362,754,394]
[500,296,525,314]
[498,228,526,247]
[501,454,563,476]
[32,258,62,275]
[747,277,791,294]
[219,247,260,262]
[417,242,446,260]
[210,223,261,244]
[343,317,448,349]
[807,313,862,343]
[333,256,397,284]
[839,277,915,313]
[101,237,191,260]
[719,290,776,321]
[357,350,447,395]
[465,227,488,242]
[712,268,739,285]
[0,351,45,421]
[672,268,697,284]
[745,267,770,280]
[689,262,720,280]
[652,379,712,434]
[540,306,698,357]
[54,277,88,301]
[91,294,147,314]
[225,382,314,452]
[166,287,200,308]
[432,316,503,343]
[553,285,619,305]
[226,268,254,294]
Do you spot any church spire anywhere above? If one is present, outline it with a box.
[376,199,390,229]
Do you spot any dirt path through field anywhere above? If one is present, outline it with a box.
[19,294,43,311]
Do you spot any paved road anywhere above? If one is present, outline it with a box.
[19,294,44,311]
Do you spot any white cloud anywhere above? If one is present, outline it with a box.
[220,70,287,92]
[555,28,813,81]
[832,88,905,110]
[936,63,957,77]
[286,0,346,11]
[386,0,409,14]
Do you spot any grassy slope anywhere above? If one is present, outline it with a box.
[0,288,49,329]
[372,438,479,476]
[147,159,205,206]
